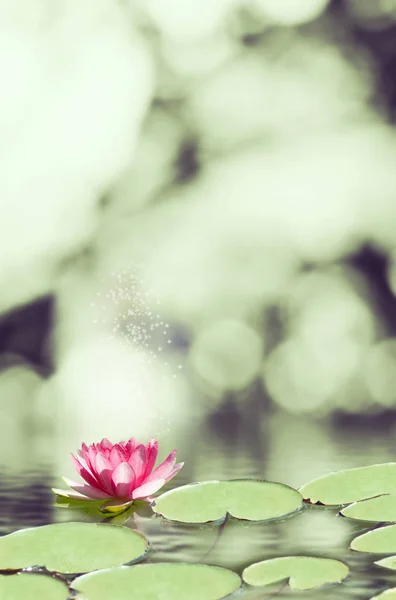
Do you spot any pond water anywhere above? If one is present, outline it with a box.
[2,401,396,599]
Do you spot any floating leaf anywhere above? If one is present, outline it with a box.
[350,524,396,553]
[341,495,396,522]
[0,573,68,600]
[300,464,396,505]
[375,555,396,571]
[369,589,396,599]
[0,522,149,573]
[54,493,146,517]
[53,496,103,510]
[73,563,241,599]
[54,497,149,526]
[99,499,135,514]
[152,479,302,524]
[242,556,349,590]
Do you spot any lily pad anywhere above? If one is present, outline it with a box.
[369,589,396,599]
[53,493,150,518]
[0,522,149,573]
[73,563,242,599]
[242,556,349,590]
[341,495,396,522]
[375,555,396,571]
[0,573,68,600]
[350,524,396,553]
[152,479,302,524]
[300,463,396,505]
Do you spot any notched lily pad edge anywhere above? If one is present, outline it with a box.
[302,495,356,508]
[151,505,305,527]
[242,555,350,590]
[300,463,396,506]
[152,477,303,525]
[302,496,393,508]
[243,577,348,592]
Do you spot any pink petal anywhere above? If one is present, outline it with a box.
[110,445,126,468]
[144,450,176,484]
[76,451,93,474]
[94,453,115,495]
[125,437,137,455]
[165,462,184,483]
[144,439,158,478]
[88,445,98,471]
[111,462,135,498]
[95,442,106,456]
[100,438,113,449]
[70,454,106,492]
[63,477,110,499]
[128,445,147,485]
[80,443,95,471]
[77,448,87,464]
[132,478,166,500]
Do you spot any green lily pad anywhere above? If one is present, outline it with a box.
[242,556,349,590]
[53,495,103,509]
[0,522,149,573]
[369,589,396,599]
[73,563,242,599]
[54,496,149,525]
[152,479,302,524]
[375,555,396,571]
[341,495,396,522]
[0,573,68,600]
[53,493,149,518]
[300,463,396,505]
[350,524,396,553]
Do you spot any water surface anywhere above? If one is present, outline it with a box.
[2,406,396,598]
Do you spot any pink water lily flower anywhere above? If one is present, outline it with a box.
[53,438,183,509]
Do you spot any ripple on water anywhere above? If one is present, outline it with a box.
[0,468,54,536]
[2,415,396,598]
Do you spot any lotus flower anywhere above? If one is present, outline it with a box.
[53,438,183,510]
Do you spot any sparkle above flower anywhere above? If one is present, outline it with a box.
[52,437,183,510]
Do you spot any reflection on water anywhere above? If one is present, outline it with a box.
[2,401,396,598]
[0,471,53,536]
